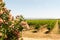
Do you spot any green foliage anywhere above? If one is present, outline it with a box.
[27,19,51,25]
[34,24,40,30]
[0,1,24,40]
[58,20,60,33]
[27,19,56,31]
[6,31,18,40]
[32,24,40,33]
[0,2,5,7]
[0,13,9,21]
[47,20,56,31]
[14,24,23,32]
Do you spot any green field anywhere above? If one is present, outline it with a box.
[26,19,56,31]
[58,20,60,33]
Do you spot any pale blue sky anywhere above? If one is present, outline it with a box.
[4,0,60,19]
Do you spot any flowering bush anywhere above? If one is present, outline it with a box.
[0,1,24,40]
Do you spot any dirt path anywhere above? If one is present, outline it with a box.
[22,24,48,38]
[23,37,60,40]
[22,20,60,40]
[50,20,59,34]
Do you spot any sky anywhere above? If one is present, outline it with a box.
[4,0,60,19]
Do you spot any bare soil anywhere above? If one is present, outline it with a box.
[22,20,60,40]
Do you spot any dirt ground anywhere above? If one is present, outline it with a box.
[22,20,60,40]
[22,30,60,38]
[22,30,60,40]
[22,37,60,40]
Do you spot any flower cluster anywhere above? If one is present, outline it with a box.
[0,1,24,40]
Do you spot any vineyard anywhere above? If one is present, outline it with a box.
[22,19,60,40]
[58,20,60,33]
[0,0,60,40]
[26,19,56,31]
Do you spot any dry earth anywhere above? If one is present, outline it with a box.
[22,20,60,40]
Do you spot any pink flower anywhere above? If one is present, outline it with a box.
[0,18,3,24]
